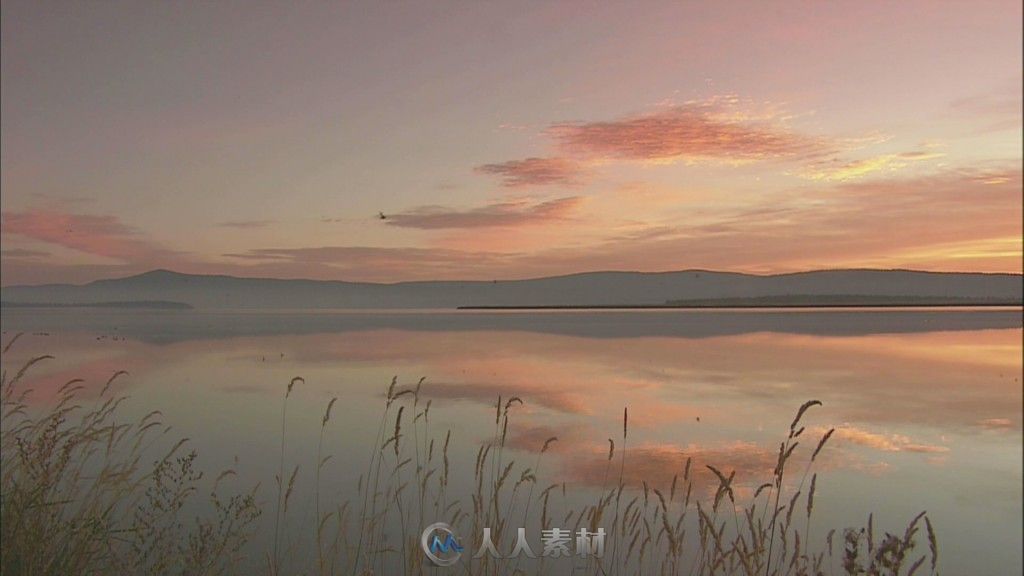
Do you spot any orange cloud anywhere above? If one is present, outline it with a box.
[385,197,582,229]
[508,167,1021,276]
[222,245,516,281]
[4,165,1020,286]
[548,100,832,163]
[475,157,585,187]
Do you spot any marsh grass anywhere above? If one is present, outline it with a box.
[1,336,938,576]
[0,342,261,576]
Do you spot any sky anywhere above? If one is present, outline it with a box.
[1,1,1021,286]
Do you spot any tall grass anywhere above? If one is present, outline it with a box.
[1,337,938,576]
[0,341,260,576]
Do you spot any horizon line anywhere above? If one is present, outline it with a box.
[3,266,1022,290]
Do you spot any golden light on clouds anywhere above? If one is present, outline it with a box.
[798,151,945,182]
[858,236,1023,272]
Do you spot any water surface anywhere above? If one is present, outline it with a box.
[1,308,1020,575]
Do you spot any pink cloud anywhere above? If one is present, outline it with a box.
[422,380,590,414]
[1,209,183,263]
[504,422,589,454]
[977,418,1016,430]
[385,197,582,229]
[475,157,585,187]
[4,165,1020,286]
[813,425,949,454]
[563,441,782,492]
[548,100,832,163]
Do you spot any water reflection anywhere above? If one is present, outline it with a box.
[1,308,1021,575]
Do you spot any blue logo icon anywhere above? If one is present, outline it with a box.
[421,522,463,566]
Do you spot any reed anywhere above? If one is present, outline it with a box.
[1,337,939,576]
[0,345,260,576]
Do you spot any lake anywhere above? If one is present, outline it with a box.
[1,307,1021,575]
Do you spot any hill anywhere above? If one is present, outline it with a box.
[1,268,1020,309]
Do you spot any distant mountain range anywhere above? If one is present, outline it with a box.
[1,269,1021,310]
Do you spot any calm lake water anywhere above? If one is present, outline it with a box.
[1,307,1021,575]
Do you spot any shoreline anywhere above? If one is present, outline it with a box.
[458,302,1024,310]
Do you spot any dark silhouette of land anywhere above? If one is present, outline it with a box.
[1,268,1020,310]
[462,294,1022,309]
[0,300,192,310]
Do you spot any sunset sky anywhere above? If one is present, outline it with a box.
[2,1,1021,285]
